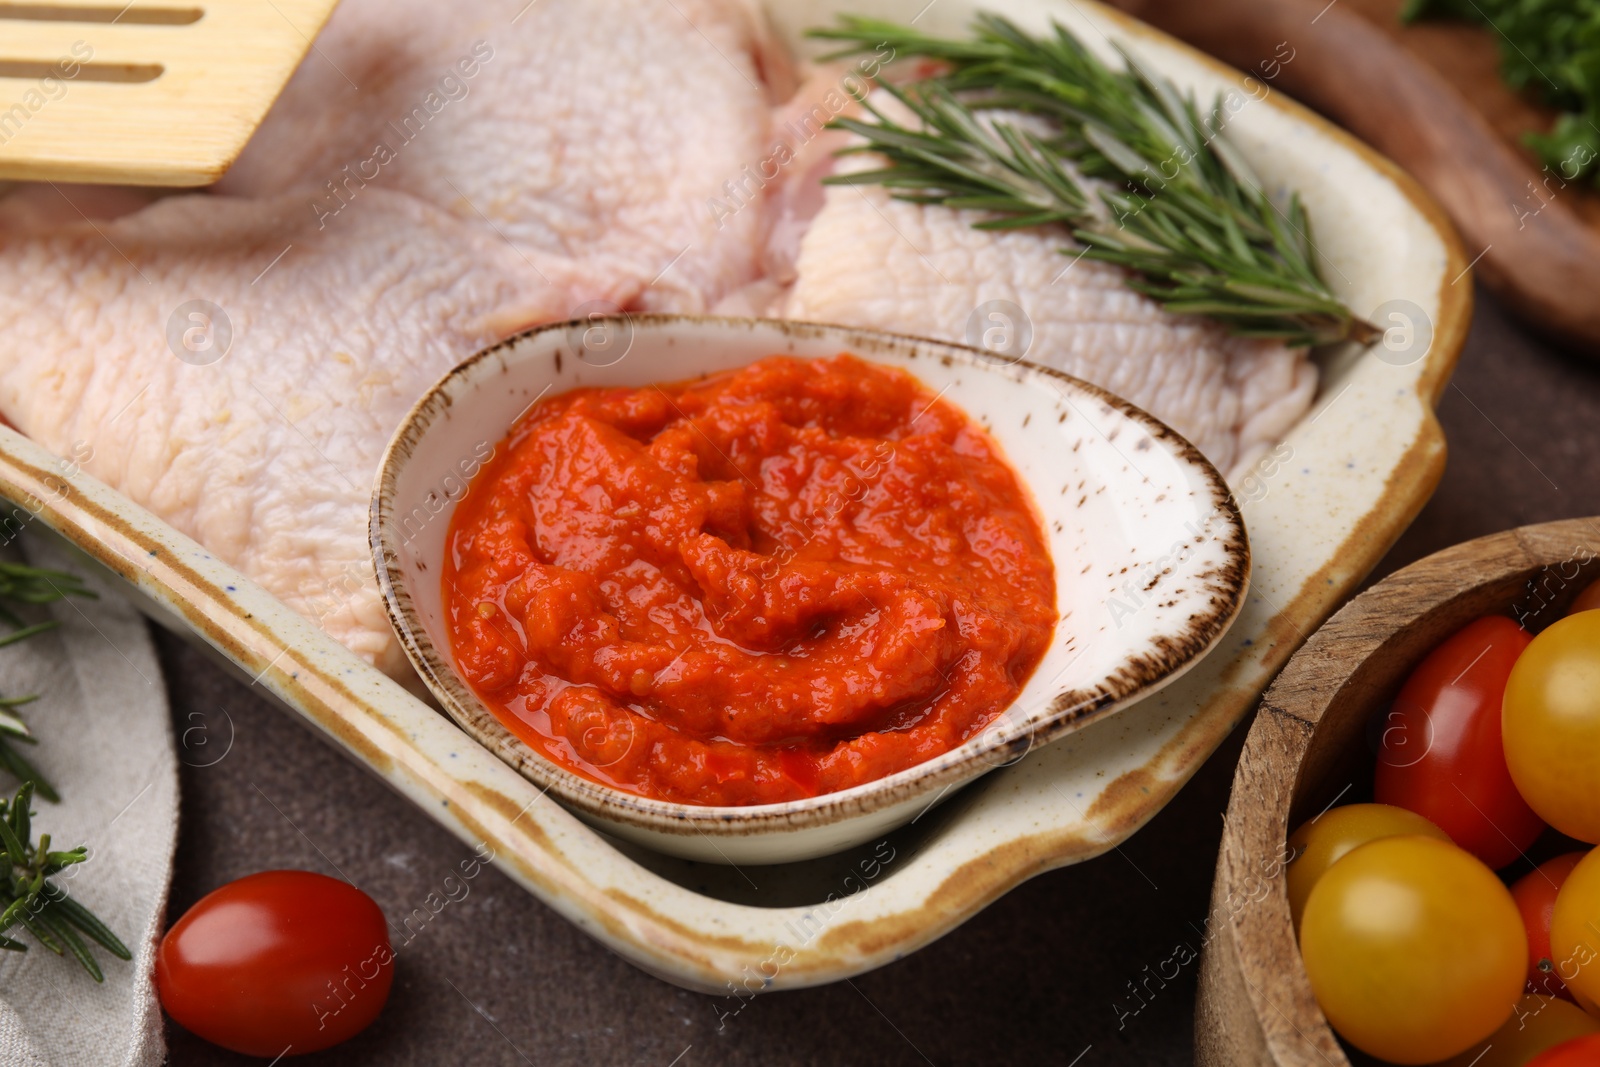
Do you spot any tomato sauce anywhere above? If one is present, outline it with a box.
[443,354,1056,806]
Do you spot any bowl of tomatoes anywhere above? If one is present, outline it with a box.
[1195,517,1600,1066]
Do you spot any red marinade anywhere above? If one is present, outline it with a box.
[443,354,1055,806]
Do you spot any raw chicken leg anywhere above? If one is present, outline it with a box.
[0,190,564,671]
[217,0,780,314]
[0,0,783,672]
[0,9,1318,678]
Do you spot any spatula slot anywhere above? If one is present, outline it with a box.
[0,0,336,184]
[0,59,163,82]
[0,3,201,24]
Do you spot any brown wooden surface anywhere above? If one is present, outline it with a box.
[1198,520,1600,1065]
[1111,0,1600,355]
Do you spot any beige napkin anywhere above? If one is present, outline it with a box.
[0,537,177,1067]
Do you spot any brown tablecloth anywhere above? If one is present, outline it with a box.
[157,286,1600,1066]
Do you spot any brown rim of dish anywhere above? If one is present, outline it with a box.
[372,315,1252,837]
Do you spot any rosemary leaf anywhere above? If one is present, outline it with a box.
[16,912,62,956]
[0,562,95,606]
[0,558,98,802]
[0,707,29,738]
[9,786,26,853]
[0,621,58,651]
[0,895,33,934]
[812,14,1378,346]
[0,801,30,863]
[34,906,100,981]
[0,726,56,803]
[0,783,124,980]
[41,850,88,878]
[41,884,131,959]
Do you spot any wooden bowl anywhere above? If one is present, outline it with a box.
[1195,518,1600,1065]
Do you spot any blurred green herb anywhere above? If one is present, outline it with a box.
[811,14,1377,347]
[0,561,95,803]
[1402,0,1600,182]
[0,782,129,981]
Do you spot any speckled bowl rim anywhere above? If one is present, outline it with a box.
[372,315,1251,838]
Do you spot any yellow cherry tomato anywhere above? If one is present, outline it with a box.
[1439,995,1600,1067]
[1504,611,1600,842]
[1285,803,1448,928]
[1300,835,1526,1064]
[1547,849,1600,1007]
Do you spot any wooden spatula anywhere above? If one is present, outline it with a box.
[0,0,340,186]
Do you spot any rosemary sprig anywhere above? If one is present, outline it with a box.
[0,694,55,805]
[812,14,1379,347]
[0,782,129,980]
[0,561,95,627]
[0,560,96,802]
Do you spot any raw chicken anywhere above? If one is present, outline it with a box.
[0,0,782,673]
[0,183,156,233]
[216,0,780,314]
[0,8,1316,679]
[0,190,563,672]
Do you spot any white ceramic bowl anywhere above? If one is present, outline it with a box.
[372,315,1249,863]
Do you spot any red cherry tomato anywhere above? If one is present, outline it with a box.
[1374,615,1545,869]
[1514,853,1588,1000]
[156,870,393,1057]
[1529,1032,1600,1066]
